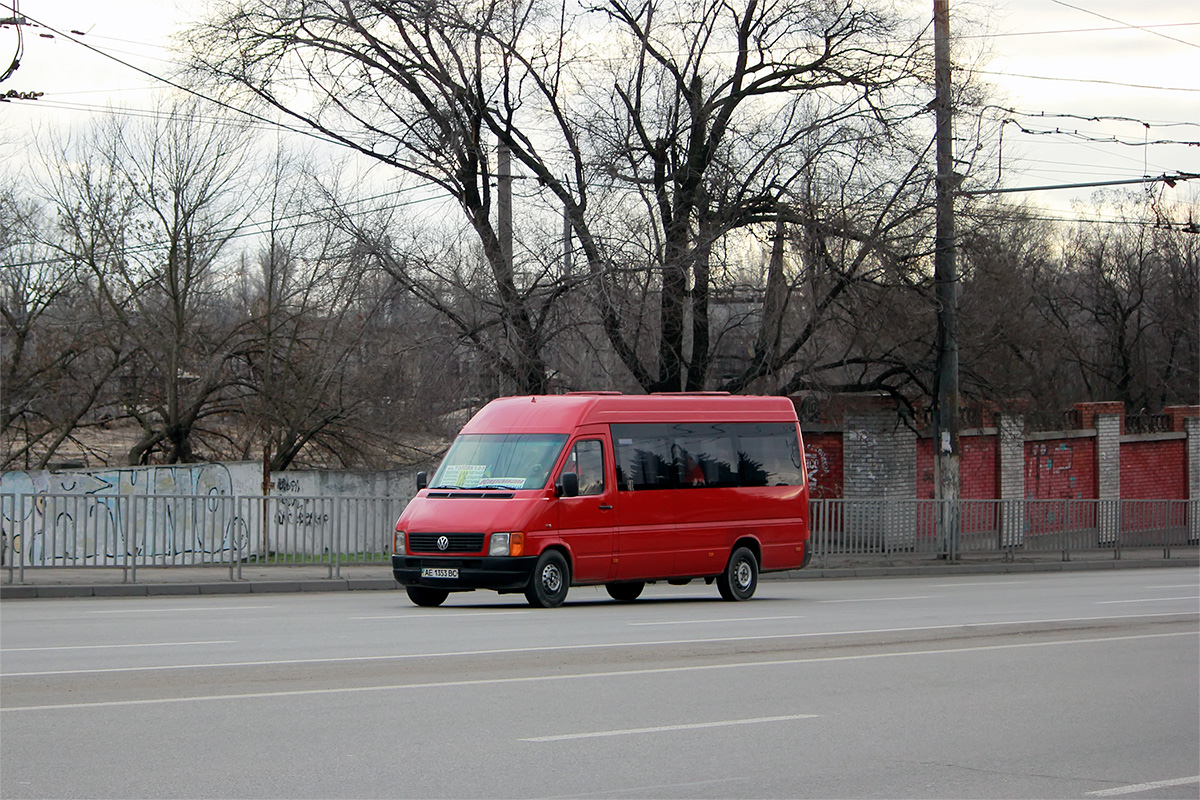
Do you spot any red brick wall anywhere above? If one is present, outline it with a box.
[917,437,933,498]
[1025,438,1096,499]
[803,432,843,499]
[1120,438,1187,499]
[963,435,999,499]
[916,433,999,499]
[805,423,1190,501]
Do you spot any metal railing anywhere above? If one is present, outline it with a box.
[807,498,1197,567]
[1,493,407,583]
[2,493,1195,582]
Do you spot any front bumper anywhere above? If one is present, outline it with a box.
[391,554,539,592]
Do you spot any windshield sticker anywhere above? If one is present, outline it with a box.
[444,465,488,486]
[442,466,527,489]
[486,477,527,489]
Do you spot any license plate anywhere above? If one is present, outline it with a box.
[421,567,459,579]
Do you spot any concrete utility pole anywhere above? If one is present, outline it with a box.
[933,0,961,557]
[498,141,513,271]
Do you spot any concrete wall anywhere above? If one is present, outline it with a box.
[1,463,418,565]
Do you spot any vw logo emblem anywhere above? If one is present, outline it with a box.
[437,536,450,551]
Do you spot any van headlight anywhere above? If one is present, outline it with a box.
[393,530,405,555]
[489,532,524,557]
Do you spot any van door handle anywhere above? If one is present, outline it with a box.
[599,504,613,510]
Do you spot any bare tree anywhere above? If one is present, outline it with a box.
[951,191,1199,418]
[186,0,930,396]
[0,187,130,468]
[189,0,554,395]
[40,102,257,464]
[567,0,926,392]
[1043,191,1199,411]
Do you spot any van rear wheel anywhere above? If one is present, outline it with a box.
[406,586,449,607]
[605,581,644,602]
[717,546,758,601]
[525,550,570,608]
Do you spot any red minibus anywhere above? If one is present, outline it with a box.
[391,392,811,607]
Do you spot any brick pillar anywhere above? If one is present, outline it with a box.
[998,413,1025,546]
[1095,411,1122,543]
[1095,412,1121,499]
[1187,417,1200,543]
[1076,401,1125,435]
[844,400,916,549]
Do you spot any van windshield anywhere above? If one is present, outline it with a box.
[430,434,569,490]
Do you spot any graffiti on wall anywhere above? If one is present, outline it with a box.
[804,445,842,499]
[271,475,330,528]
[1026,442,1083,499]
[1,464,256,566]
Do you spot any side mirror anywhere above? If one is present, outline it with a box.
[416,471,428,491]
[556,471,579,498]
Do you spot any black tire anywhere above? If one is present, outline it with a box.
[406,586,449,607]
[525,550,570,608]
[605,581,645,602]
[717,546,758,601]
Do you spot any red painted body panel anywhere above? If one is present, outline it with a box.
[394,394,810,595]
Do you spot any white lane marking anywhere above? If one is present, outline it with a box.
[88,605,276,614]
[3,611,1193,678]
[1145,584,1200,589]
[521,714,819,742]
[629,615,807,626]
[3,631,1193,713]
[1,641,234,653]
[1086,775,1200,796]
[939,581,1033,587]
[1096,596,1199,604]
[818,595,938,603]
[351,611,533,620]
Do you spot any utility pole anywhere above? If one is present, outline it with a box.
[497,141,513,273]
[933,0,960,558]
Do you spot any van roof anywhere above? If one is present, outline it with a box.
[460,394,798,434]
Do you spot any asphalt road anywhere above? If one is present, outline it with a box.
[2,569,1197,799]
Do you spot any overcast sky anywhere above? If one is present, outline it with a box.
[1,0,1197,218]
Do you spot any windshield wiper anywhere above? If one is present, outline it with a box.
[429,484,515,491]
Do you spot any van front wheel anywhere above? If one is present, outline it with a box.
[525,550,570,608]
[406,586,449,607]
[717,547,758,601]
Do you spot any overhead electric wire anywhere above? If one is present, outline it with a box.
[974,69,1198,93]
[5,181,453,270]
[3,0,1196,244]
[0,0,24,82]
[972,22,1200,41]
[1048,0,1200,49]
[2,6,352,152]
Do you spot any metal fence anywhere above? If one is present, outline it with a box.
[2,493,1195,583]
[807,498,1198,567]
[1,493,407,583]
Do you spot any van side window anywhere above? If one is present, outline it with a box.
[612,425,675,490]
[733,423,805,486]
[564,439,606,496]
[613,422,803,490]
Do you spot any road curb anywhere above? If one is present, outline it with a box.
[775,557,1199,581]
[2,557,1196,599]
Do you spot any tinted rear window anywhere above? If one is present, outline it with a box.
[612,422,802,490]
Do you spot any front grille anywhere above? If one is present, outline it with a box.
[408,533,486,554]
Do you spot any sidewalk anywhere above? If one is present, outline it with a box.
[3,547,1197,599]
